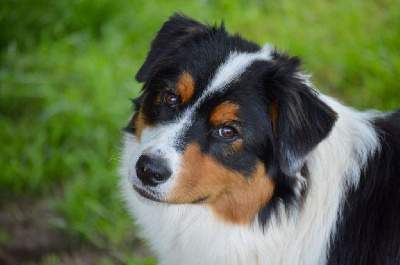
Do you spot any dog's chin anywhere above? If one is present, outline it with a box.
[133,184,211,205]
[133,185,164,203]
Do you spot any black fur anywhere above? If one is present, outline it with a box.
[136,13,213,83]
[266,51,337,175]
[327,110,400,265]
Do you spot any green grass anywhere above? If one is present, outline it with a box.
[1,0,399,263]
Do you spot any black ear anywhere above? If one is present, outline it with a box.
[266,53,337,176]
[136,13,210,83]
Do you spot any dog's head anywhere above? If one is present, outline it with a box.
[124,14,337,225]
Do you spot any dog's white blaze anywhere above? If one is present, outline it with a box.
[203,44,273,98]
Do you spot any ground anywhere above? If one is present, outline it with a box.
[0,198,150,265]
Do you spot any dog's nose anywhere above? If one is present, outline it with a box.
[135,155,172,186]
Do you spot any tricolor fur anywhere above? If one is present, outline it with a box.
[119,14,400,265]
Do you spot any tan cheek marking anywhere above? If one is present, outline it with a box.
[134,111,152,141]
[270,100,278,136]
[168,143,275,225]
[210,163,275,225]
[176,72,195,104]
[210,102,240,126]
[168,143,226,204]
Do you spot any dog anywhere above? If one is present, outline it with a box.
[120,14,400,265]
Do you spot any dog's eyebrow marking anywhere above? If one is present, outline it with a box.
[176,72,195,104]
[210,102,240,125]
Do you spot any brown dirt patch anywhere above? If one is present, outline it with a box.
[0,198,150,265]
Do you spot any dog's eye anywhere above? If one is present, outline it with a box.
[218,126,237,139]
[164,92,179,108]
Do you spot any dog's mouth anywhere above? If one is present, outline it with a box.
[192,196,210,204]
[133,184,211,205]
[133,185,163,202]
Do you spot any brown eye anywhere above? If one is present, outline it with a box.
[218,126,237,139]
[164,92,179,108]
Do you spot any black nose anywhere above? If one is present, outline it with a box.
[135,155,172,186]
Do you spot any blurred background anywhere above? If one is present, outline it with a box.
[0,0,399,264]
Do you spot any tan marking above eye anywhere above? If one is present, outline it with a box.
[167,143,275,225]
[210,102,240,126]
[176,72,195,104]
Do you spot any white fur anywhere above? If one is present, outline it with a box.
[119,51,380,264]
[203,44,273,97]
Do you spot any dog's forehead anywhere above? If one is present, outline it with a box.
[173,45,273,122]
[178,44,274,109]
[205,45,273,94]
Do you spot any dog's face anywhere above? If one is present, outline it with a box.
[124,14,337,225]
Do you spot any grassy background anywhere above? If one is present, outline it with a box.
[1,0,399,264]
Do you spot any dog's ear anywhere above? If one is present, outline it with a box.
[266,53,337,176]
[136,13,210,83]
